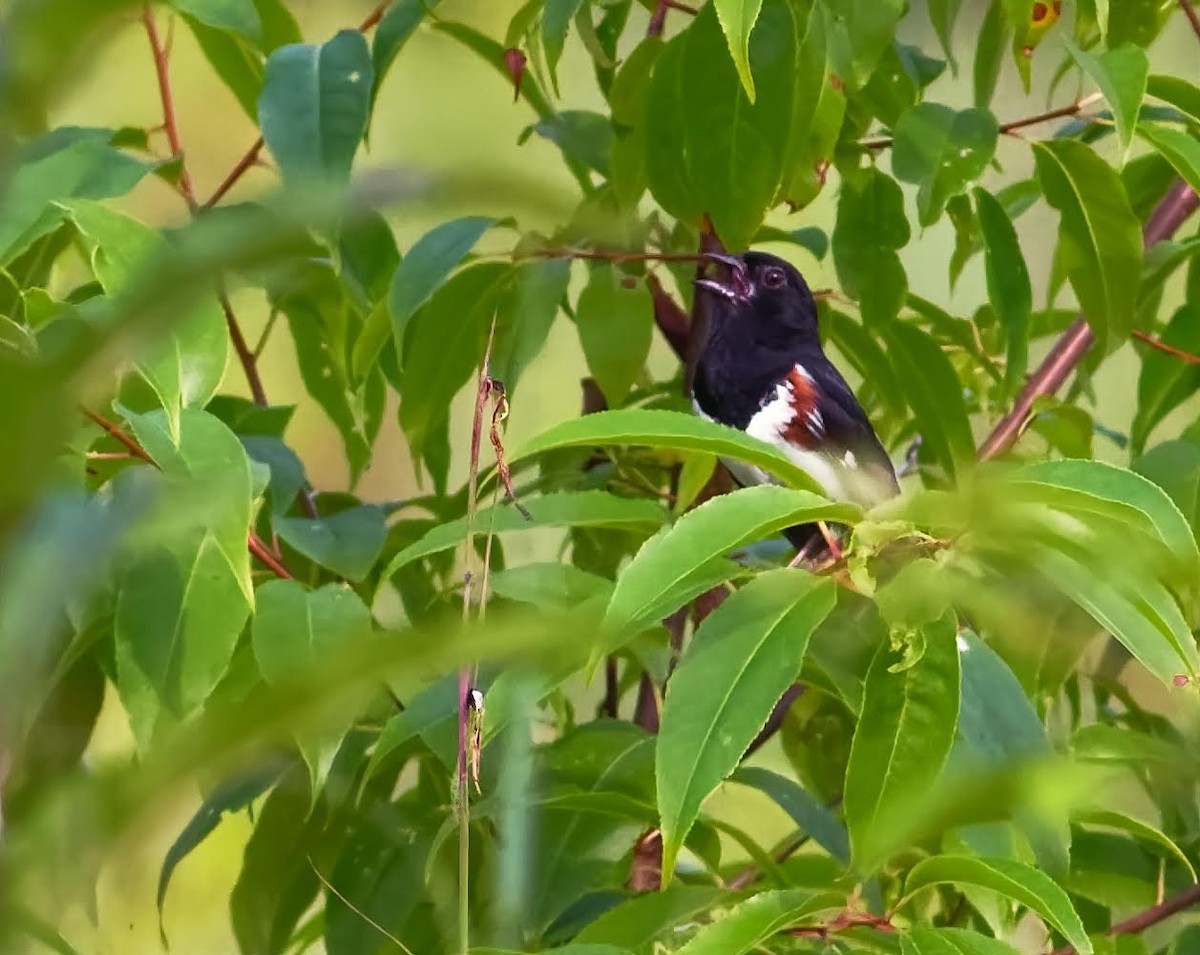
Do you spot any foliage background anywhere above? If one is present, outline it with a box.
[3,0,1200,953]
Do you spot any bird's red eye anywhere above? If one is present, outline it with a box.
[762,267,786,289]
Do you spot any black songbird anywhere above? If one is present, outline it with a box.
[691,251,899,550]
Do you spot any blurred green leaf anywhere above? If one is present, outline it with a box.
[882,322,975,484]
[398,261,511,486]
[712,0,765,101]
[65,200,227,429]
[974,187,1031,396]
[657,570,836,879]
[892,104,999,226]
[608,38,660,209]
[820,0,906,90]
[380,491,667,579]
[731,766,850,862]
[543,0,586,92]
[904,855,1092,954]
[1066,41,1148,161]
[1107,0,1170,48]
[527,111,613,176]
[973,0,1009,108]
[258,30,373,185]
[488,563,612,609]
[574,263,652,407]
[509,408,828,492]
[604,486,857,637]
[572,885,726,950]
[253,580,371,792]
[371,0,441,118]
[1131,304,1200,453]
[1145,74,1200,127]
[926,0,963,68]
[1135,440,1200,541]
[1032,140,1142,351]
[1137,123,1200,196]
[824,309,906,417]
[274,505,386,582]
[169,0,260,38]
[833,167,910,327]
[957,632,1048,764]
[844,611,960,872]
[115,409,253,748]
[675,889,841,955]
[903,926,1021,955]
[491,257,570,396]
[1076,809,1197,882]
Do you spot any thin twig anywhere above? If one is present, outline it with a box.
[253,308,281,360]
[309,859,416,955]
[861,93,1104,149]
[1050,883,1200,955]
[219,288,268,406]
[535,247,708,264]
[141,6,197,210]
[978,181,1199,460]
[1181,0,1200,41]
[1132,329,1200,367]
[247,534,292,579]
[202,1,394,209]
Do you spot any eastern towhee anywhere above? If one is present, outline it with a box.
[692,251,898,554]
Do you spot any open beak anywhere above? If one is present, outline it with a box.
[695,253,751,303]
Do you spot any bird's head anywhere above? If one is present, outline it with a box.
[695,251,818,341]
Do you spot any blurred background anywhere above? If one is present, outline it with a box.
[41,0,1199,950]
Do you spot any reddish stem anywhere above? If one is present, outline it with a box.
[141,6,197,211]
[1051,883,1200,955]
[219,289,268,406]
[1181,0,1200,41]
[861,96,1098,150]
[1132,329,1200,367]
[978,182,1199,460]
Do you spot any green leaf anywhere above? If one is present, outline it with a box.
[1066,41,1148,161]
[385,216,495,371]
[0,130,162,265]
[883,321,975,484]
[1135,440,1200,541]
[491,257,570,396]
[844,611,961,872]
[1032,140,1142,351]
[1145,74,1200,127]
[645,0,796,248]
[274,505,386,582]
[893,104,999,226]
[258,30,373,184]
[1131,304,1200,453]
[957,632,1048,764]
[927,0,963,68]
[674,889,841,955]
[904,855,1092,954]
[488,563,612,610]
[371,0,440,117]
[657,571,837,879]
[64,200,227,429]
[713,0,765,100]
[903,926,1022,955]
[543,0,586,91]
[824,309,906,416]
[253,580,372,792]
[572,885,726,950]
[820,0,906,90]
[1076,809,1197,882]
[574,263,652,407]
[182,15,265,120]
[169,0,260,39]
[398,261,511,483]
[380,491,668,580]
[509,408,827,492]
[972,0,1009,108]
[1137,122,1200,196]
[832,167,910,327]
[731,766,850,862]
[527,110,613,176]
[115,410,253,748]
[605,487,857,639]
[974,187,1031,395]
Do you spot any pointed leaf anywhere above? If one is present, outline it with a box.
[903,926,1022,955]
[1137,122,1200,196]
[904,855,1092,954]
[833,167,910,327]
[1131,304,1200,453]
[844,611,961,872]
[893,104,999,225]
[657,571,837,879]
[972,0,1009,108]
[491,257,570,396]
[572,885,726,950]
[371,0,441,115]
[1135,440,1200,542]
[169,0,260,39]
[574,262,652,407]
[543,0,586,90]
[1032,140,1142,351]
[273,505,386,582]
[1066,41,1148,161]
[713,0,765,100]
[1076,809,1197,882]
[1145,74,1200,127]
[974,187,1031,395]
[258,30,373,184]
[731,765,850,862]
[605,487,858,639]
[676,889,842,955]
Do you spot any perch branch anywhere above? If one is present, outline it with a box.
[978,181,1199,460]
[1050,883,1200,955]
